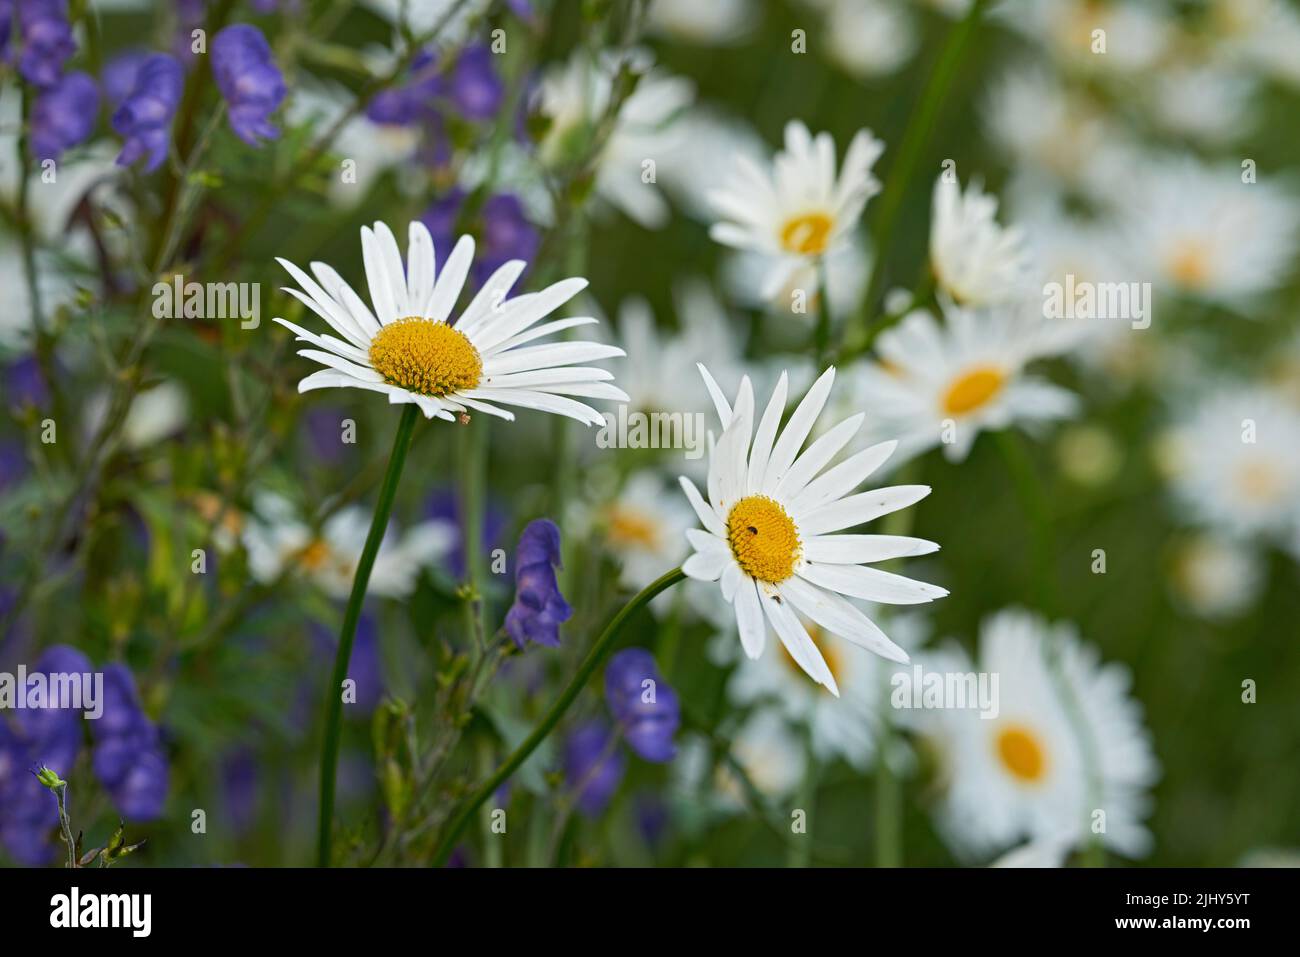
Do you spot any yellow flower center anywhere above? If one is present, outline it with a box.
[995,724,1048,783]
[942,366,1007,416]
[778,622,842,691]
[296,538,332,572]
[1236,460,1283,503]
[368,317,482,397]
[727,495,801,584]
[1167,242,1211,290]
[779,212,835,256]
[605,505,662,551]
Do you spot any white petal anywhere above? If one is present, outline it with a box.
[456,259,528,334]
[407,221,435,312]
[271,317,369,364]
[457,397,516,421]
[459,387,602,425]
[373,221,410,317]
[697,363,733,427]
[797,484,930,536]
[277,258,371,346]
[761,366,836,494]
[309,261,382,339]
[426,235,474,323]
[679,476,725,537]
[296,348,384,382]
[683,548,728,582]
[470,276,588,353]
[483,341,624,376]
[360,226,399,325]
[774,412,864,500]
[747,371,787,494]
[802,534,939,564]
[798,562,948,605]
[760,588,838,695]
[720,561,743,602]
[735,578,766,659]
[788,439,898,516]
[779,576,908,663]
[482,316,599,355]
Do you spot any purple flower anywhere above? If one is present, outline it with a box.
[30,70,98,161]
[300,405,350,465]
[4,354,50,409]
[16,0,76,88]
[211,24,286,146]
[420,189,539,289]
[102,48,150,107]
[423,487,508,579]
[604,648,680,763]
[221,748,258,836]
[89,664,169,821]
[504,519,571,649]
[562,721,626,817]
[0,440,28,491]
[111,53,183,172]
[446,44,503,121]
[366,50,444,128]
[0,0,14,63]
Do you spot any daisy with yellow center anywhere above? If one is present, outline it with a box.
[273,220,629,424]
[679,364,947,695]
[852,303,1078,463]
[708,119,883,274]
[918,609,1160,862]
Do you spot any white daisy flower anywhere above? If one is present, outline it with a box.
[1167,533,1265,621]
[723,233,870,320]
[242,491,454,600]
[594,471,694,595]
[678,364,948,696]
[853,304,1079,463]
[1002,0,1170,76]
[814,0,919,79]
[920,608,1159,861]
[646,0,755,45]
[930,173,1032,307]
[1162,384,1300,543]
[272,221,628,424]
[708,119,884,279]
[1120,158,1300,306]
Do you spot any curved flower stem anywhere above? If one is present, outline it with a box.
[841,0,990,359]
[317,403,419,867]
[430,566,687,866]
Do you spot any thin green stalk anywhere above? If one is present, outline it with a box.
[813,255,832,364]
[317,403,420,867]
[430,566,687,866]
[843,0,989,357]
[54,784,76,869]
[874,718,901,867]
[459,420,487,650]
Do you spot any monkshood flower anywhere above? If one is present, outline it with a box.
[212,24,286,146]
[90,664,168,821]
[367,50,444,127]
[708,119,883,292]
[5,354,50,408]
[367,43,503,128]
[102,48,150,107]
[445,43,504,120]
[111,53,183,172]
[679,365,947,695]
[421,189,540,289]
[505,519,571,649]
[30,71,99,161]
[16,0,76,88]
[273,221,627,423]
[562,721,626,817]
[604,648,679,762]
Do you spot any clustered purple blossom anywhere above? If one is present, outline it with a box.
[14,0,75,88]
[211,23,286,146]
[30,70,98,161]
[110,53,183,172]
[5,0,98,162]
[0,647,167,864]
[421,188,539,290]
[561,649,681,817]
[504,519,571,649]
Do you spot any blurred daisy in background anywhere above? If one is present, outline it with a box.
[930,173,1032,307]
[1167,533,1266,621]
[919,608,1159,862]
[805,0,919,79]
[709,120,884,298]
[853,304,1078,462]
[274,221,628,423]
[590,470,694,596]
[646,0,755,46]
[679,365,946,695]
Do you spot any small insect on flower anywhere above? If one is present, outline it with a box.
[273,222,628,424]
[678,365,948,695]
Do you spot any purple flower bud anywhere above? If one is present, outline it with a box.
[446,44,503,121]
[111,53,183,172]
[505,519,571,649]
[211,24,287,146]
[604,648,680,763]
[101,48,150,107]
[563,721,626,817]
[16,0,76,88]
[30,70,98,162]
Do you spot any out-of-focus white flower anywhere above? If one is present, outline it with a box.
[658,107,770,222]
[930,174,1032,307]
[1148,61,1256,144]
[83,382,190,451]
[1120,158,1300,306]
[918,608,1160,861]
[536,51,695,228]
[853,303,1078,462]
[646,0,755,45]
[816,0,919,79]
[1168,533,1266,620]
[1003,0,1171,75]
[1162,384,1300,544]
[723,233,870,322]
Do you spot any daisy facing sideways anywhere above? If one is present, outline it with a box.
[852,303,1079,462]
[929,172,1031,307]
[678,364,948,696]
[917,608,1159,862]
[273,220,628,424]
[708,119,884,298]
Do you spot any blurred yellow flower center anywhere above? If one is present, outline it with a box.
[296,538,332,571]
[606,505,662,551]
[727,495,800,583]
[780,212,834,256]
[368,318,482,396]
[942,366,1006,416]
[1167,243,1211,289]
[1236,460,1283,503]
[996,725,1048,783]
[778,623,842,691]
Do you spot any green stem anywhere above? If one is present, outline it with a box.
[813,255,831,364]
[317,403,419,867]
[874,717,901,867]
[843,0,989,356]
[430,566,687,866]
[54,784,76,869]
[459,421,487,650]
